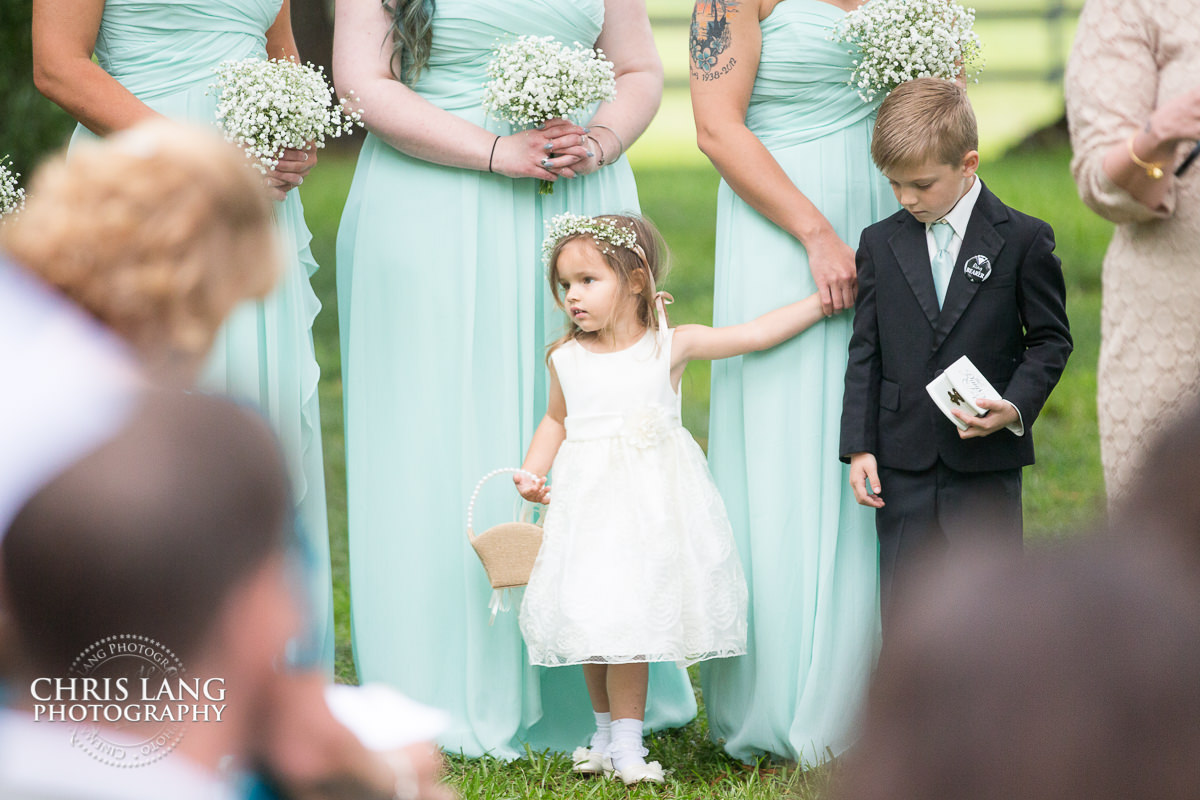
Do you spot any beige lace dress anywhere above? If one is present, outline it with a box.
[1065,0,1200,503]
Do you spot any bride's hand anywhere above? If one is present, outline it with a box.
[805,227,857,315]
[490,118,590,182]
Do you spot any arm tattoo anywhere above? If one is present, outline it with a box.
[690,0,740,80]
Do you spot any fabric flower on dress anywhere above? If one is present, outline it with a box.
[624,406,673,449]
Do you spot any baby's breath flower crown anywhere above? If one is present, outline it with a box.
[542,213,638,264]
[832,0,984,103]
[0,155,25,222]
[210,57,363,174]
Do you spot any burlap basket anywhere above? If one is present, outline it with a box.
[466,468,544,590]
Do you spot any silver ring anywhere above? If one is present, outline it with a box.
[540,157,551,168]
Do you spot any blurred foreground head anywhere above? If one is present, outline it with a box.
[836,542,1200,800]
[0,120,279,381]
[1,391,294,675]
[1112,406,1200,554]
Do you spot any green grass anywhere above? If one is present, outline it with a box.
[302,136,1109,797]
[437,663,837,798]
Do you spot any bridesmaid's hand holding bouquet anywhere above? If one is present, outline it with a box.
[833,0,984,103]
[482,35,616,194]
[211,57,363,197]
[0,155,25,222]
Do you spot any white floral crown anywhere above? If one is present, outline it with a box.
[542,212,639,264]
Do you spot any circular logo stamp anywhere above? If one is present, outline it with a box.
[66,634,187,767]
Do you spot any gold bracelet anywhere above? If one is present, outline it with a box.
[1127,134,1164,179]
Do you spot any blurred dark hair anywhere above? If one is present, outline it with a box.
[1111,407,1200,552]
[2,391,291,669]
[836,541,1200,800]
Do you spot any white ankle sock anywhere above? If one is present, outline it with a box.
[608,717,648,772]
[589,711,612,751]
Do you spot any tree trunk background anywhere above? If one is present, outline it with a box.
[292,0,335,73]
[291,0,364,148]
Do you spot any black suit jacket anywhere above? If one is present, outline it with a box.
[839,181,1073,472]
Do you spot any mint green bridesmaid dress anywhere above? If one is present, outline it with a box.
[699,0,897,764]
[70,0,334,671]
[336,0,696,759]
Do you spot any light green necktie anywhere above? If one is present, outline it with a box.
[931,220,955,309]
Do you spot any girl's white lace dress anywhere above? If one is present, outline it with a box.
[519,329,748,666]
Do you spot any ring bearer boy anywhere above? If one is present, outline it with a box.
[839,78,1073,627]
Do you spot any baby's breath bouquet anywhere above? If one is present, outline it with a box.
[211,57,362,174]
[481,35,616,194]
[833,0,984,103]
[0,156,25,223]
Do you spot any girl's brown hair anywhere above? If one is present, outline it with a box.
[544,214,669,362]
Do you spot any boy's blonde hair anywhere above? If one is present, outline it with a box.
[544,214,669,360]
[1,120,279,378]
[872,78,979,173]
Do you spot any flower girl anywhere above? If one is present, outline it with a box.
[514,213,830,784]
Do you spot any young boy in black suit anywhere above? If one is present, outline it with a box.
[840,78,1073,626]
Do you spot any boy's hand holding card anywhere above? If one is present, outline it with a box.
[926,355,1023,438]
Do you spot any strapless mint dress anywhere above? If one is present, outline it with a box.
[335,0,695,759]
[699,0,897,764]
[71,0,334,671]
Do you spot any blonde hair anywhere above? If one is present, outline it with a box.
[872,78,979,173]
[544,214,668,361]
[1,120,279,379]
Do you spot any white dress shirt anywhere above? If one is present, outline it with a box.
[924,173,982,272]
[923,178,1024,437]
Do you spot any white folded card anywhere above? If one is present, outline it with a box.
[325,683,450,751]
[925,355,1003,431]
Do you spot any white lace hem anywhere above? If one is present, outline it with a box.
[527,645,747,668]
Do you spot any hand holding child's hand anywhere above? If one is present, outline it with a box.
[514,471,550,504]
[849,453,884,508]
[953,398,1019,439]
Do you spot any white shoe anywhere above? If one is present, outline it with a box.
[607,759,665,785]
[570,746,612,775]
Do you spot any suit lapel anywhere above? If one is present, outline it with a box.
[888,216,940,328]
[933,182,1008,350]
